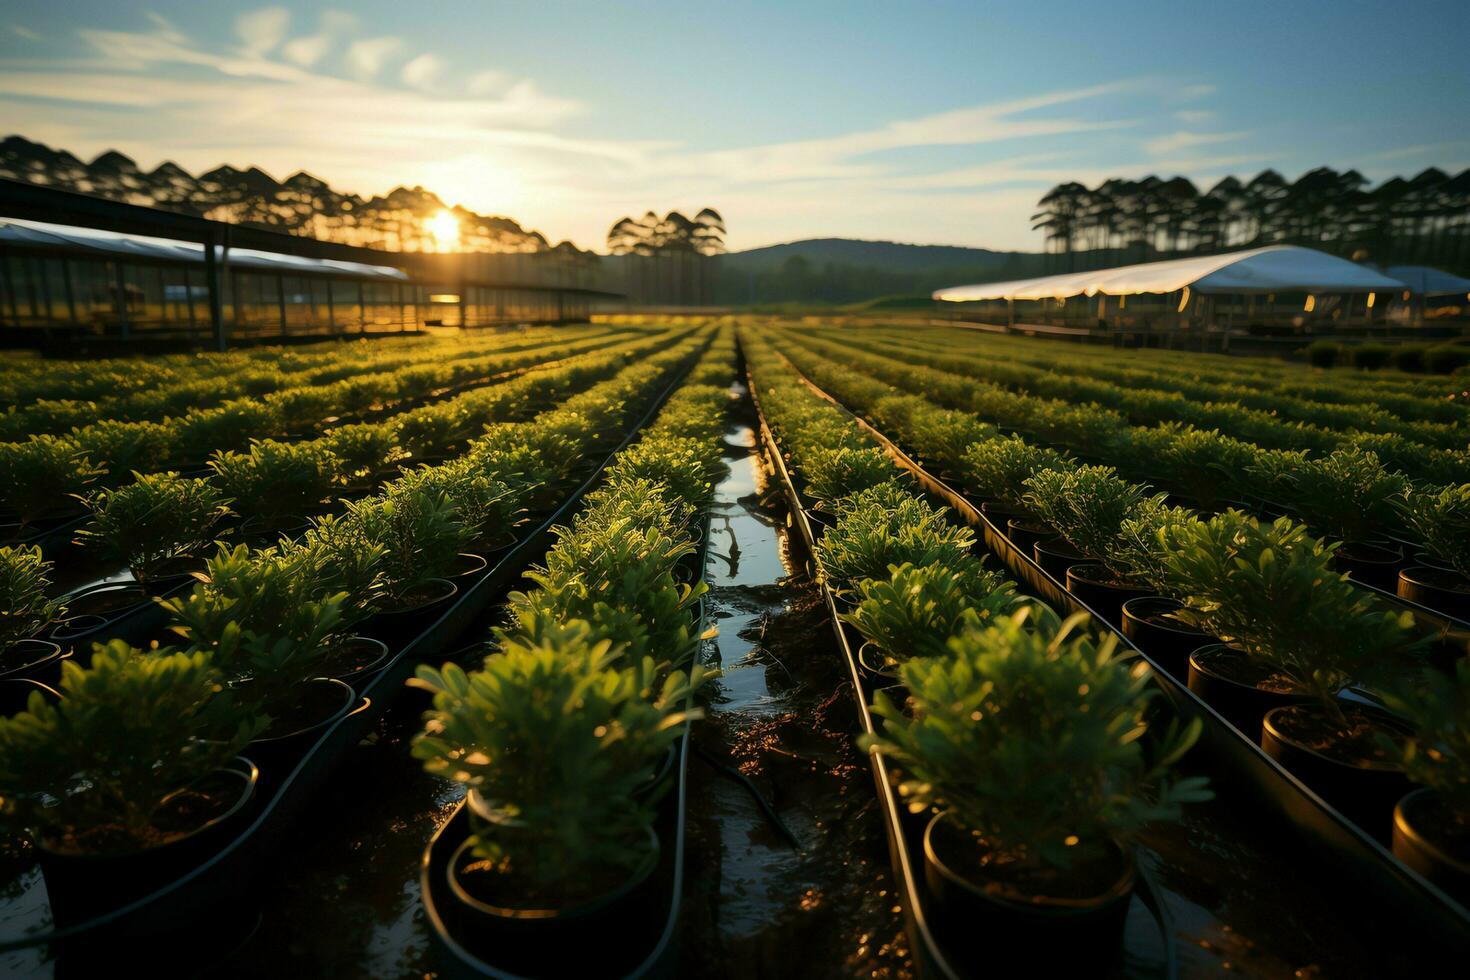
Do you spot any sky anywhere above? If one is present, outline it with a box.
[1,0,1468,253]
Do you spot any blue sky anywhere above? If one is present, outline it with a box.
[1,1,1467,251]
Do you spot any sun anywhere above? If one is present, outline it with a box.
[426,209,462,251]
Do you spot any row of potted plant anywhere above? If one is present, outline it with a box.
[853,323,1465,426]
[0,327,694,537]
[0,325,613,438]
[859,324,1465,429]
[0,326,655,511]
[772,330,1470,615]
[409,333,735,973]
[805,327,1470,472]
[0,329,719,931]
[752,326,1470,903]
[741,334,1212,970]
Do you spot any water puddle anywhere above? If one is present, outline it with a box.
[678,384,911,979]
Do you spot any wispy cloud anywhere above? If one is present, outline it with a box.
[400,52,443,92]
[282,11,355,68]
[235,7,289,58]
[11,25,39,41]
[0,7,1264,250]
[345,36,400,80]
[1143,129,1250,157]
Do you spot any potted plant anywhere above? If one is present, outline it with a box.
[960,435,1071,523]
[0,640,265,922]
[1158,512,1421,825]
[863,605,1210,972]
[74,473,232,592]
[1114,500,1214,673]
[815,483,975,596]
[1378,661,1470,900]
[321,422,409,489]
[800,445,896,510]
[844,560,1015,680]
[410,624,704,969]
[177,398,278,463]
[508,516,710,672]
[0,545,65,680]
[1023,465,1155,622]
[392,461,526,557]
[71,419,176,485]
[0,436,105,530]
[1396,484,1470,618]
[208,439,341,533]
[163,543,382,692]
[1276,448,1411,590]
[347,492,467,641]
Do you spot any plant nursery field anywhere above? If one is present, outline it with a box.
[0,319,1467,978]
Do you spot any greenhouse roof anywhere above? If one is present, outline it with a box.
[0,216,410,282]
[933,246,1407,302]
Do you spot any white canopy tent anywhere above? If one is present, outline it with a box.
[933,246,1407,302]
[1383,265,1470,298]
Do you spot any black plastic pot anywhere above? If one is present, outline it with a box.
[48,613,109,644]
[635,743,679,802]
[1393,789,1470,903]
[1398,566,1470,621]
[447,552,489,582]
[1261,704,1411,837]
[1333,542,1406,593]
[1006,516,1055,555]
[246,678,357,771]
[360,578,459,649]
[238,513,313,544]
[64,582,151,622]
[1065,564,1150,626]
[1187,644,1309,739]
[1121,597,1214,679]
[1034,536,1087,579]
[979,500,1024,525]
[321,636,392,686]
[36,759,258,926]
[443,824,661,974]
[0,638,64,682]
[922,811,1135,973]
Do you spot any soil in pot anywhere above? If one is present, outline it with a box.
[38,763,257,925]
[923,811,1135,973]
[1393,788,1470,902]
[1398,566,1470,621]
[362,578,458,648]
[1261,704,1411,836]
[1187,644,1310,739]
[1065,564,1151,626]
[1332,542,1405,593]
[979,500,1025,526]
[1006,516,1055,556]
[65,583,151,620]
[1120,597,1213,679]
[248,678,355,770]
[1034,537,1087,579]
[447,552,488,581]
[319,636,392,685]
[445,826,660,972]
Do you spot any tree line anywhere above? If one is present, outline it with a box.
[606,209,726,256]
[1031,167,1470,274]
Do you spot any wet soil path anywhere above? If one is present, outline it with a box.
[675,382,910,979]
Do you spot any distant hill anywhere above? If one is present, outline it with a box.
[724,238,1027,274]
[716,237,1050,305]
